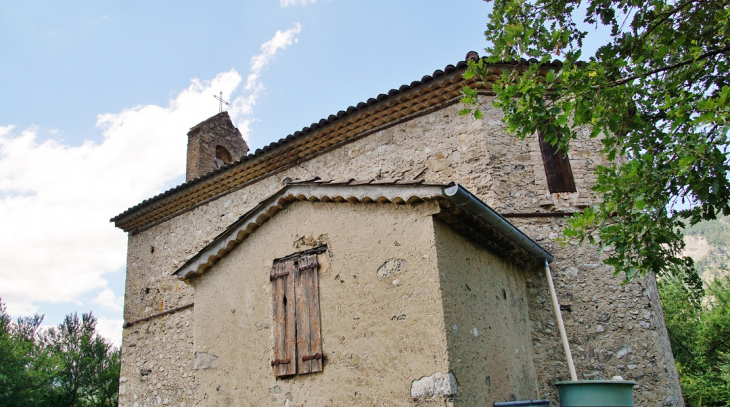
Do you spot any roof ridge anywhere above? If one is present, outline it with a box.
[111,52,564,229]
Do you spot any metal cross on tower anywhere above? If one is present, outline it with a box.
[213,91,229,113]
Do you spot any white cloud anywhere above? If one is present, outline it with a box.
[0,71,240,316]
[280,0,316,7]
[0,25,302,322]
[0,125,12,136]
[230,23,302,140]
[96,317,124,348]
[92,288,123,312]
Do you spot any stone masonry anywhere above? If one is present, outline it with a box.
[185,112,248,181]
[117,70,684,405]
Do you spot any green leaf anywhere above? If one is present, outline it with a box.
[473,0,730,282]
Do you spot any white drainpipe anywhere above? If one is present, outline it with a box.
[544,259,578,381]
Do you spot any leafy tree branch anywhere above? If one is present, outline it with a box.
[613,45,730,86]
[463,0,730,283]
[0,298,120,407]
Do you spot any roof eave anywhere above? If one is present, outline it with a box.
[442,184,554,263]
[110,53,566,232]
[174,181,552,281]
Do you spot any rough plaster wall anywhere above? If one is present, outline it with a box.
[120,99,682,405]
[192,200,451,406]
[434,220,539,405]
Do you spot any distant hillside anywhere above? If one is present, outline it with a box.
[683,216,730,282]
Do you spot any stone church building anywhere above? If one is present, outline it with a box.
[112,52,683,406]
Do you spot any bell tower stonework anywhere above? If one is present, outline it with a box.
[186,111,249,181]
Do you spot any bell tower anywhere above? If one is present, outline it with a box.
[186,112,249,181]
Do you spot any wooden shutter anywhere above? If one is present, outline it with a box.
[271,260,296,376]
[538,130,577,193]
[294,254,323,374]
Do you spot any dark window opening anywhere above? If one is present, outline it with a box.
[215,145,232,162]
[538,130,577,193]
[215,145,233,167]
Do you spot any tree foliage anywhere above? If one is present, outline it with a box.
[661,275,730,405]
[0,298,120,407]
[462,0,730,282]
[0,302,54,406]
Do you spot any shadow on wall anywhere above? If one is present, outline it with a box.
[434,220,540,405]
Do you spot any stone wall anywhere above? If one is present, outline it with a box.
[186,112,249,181]
[119,307,195,406]
[119,98,683,405]
[511,217,684,406]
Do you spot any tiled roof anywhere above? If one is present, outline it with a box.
[173,178,553,280]
[111,52,564,233]
[283,177,450,187]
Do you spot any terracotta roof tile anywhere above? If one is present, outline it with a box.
[281,178,449,187]
[172,181,552,280]
[111,52,565,232]
[370,178,401,185]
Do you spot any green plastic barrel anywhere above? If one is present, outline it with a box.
[555,380,635,407]
[494,400,551,407]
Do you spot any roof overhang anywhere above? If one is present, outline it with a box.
[111,53,564,234]
[173,179,553,281]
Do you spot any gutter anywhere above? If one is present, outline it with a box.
[443,184,554,263]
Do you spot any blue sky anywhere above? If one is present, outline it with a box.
[2,1,492,147]
[0,0,495,345]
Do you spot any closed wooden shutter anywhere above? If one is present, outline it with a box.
[271,260,296,376]
[271,253,324,376]
[538,130,577,193]
[294,254,323,374]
